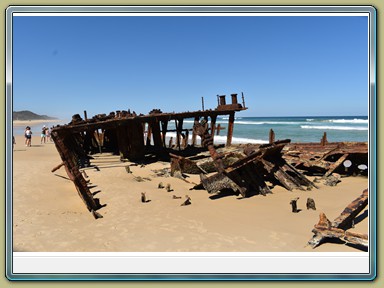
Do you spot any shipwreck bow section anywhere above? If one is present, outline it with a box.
[50,94,247,218]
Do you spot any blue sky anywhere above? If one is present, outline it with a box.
[12,15,368,119]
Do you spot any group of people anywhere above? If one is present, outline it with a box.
[21,125,52,147]
[40,125,51,144]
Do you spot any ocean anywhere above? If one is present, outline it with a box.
[13,116,369,145]
[180,115,369,144]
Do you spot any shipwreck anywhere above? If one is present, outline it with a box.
[50,93,369,224]
[50,93,247,218]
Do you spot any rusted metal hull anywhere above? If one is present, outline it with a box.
[50,94,247,218]
[283,142,368,176]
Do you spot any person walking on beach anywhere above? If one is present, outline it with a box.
[13,136,16,149]
[46,127,51,142]
[41,125,47,144]
[25,126,32,147]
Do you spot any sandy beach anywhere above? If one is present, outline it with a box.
[12,128,369,253]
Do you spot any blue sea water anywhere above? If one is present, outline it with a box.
[182,115,369,144]
[13,116,369,144]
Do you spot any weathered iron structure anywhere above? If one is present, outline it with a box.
[50,92,369,226]
[50,94,246,218]
[308,188,368,250]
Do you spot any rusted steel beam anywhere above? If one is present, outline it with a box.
[323,153,349,178]
[183,130,189,149]
[175,118,184,151]
[116,125,129,160]
[308,189,368,249]
[226,112,235,147]
[191,116,199,147]
[269,129,275,144]
[150,119,162,148]
[126,120,145,161]
[320,132,328,146]
[310,223,368,248]
[146,123,152,146]
[332,188,368,230]
[215,124,225,135]
[161,120,168,148]
[284,142,368,176]
[51,130,103,218]
[210,114,217,139]
[193,119,225,173]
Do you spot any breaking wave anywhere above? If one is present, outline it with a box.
[164,132,268,145]
[300,125,368,131]
[325,119,368,124]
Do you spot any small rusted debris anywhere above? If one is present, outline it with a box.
[323,173,341,186]
[181,195,191,206]
[51,162,65,173]
[158,182,165,189]
[290,197,300,213]
[125,166,132,173]
[166,183,173,192]
[306,198,316,210]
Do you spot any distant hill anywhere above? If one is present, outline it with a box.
[13,110,58,121]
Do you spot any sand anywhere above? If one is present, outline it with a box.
[12,130,369,253]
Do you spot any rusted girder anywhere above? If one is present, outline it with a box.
[308,189,368,249]
[50,94,247,218]
[193,119,225,173]
[284,142,368,176]
[196,140,316,197]
[51,130,104,219]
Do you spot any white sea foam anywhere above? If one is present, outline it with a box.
[163,132,268,145]
[326,119,368,124]
[183,120,299,125]
[300,125,368,131]
[223,121,300,125]
[213,135,268,144]
[219,117,242,120]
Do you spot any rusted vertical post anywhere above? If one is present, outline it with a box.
[184,129,189,148]
[242,92,246,108]
[151,118,162,148]
[127,121,145,161]
[161,120,168,148]
[216,124,221,136]
[201,97,205,111]
[175,118,184,151]
[146,122,152,146]
[191,117,199,147]
[84,110,88,121]
[219,95,226,106]
[210,114,217,143]
[226,112,235,147]
[231,93,238,104]
[269,129,275,144]
[321,132,328,146]
[116,125,129,160]
[182,133,187,149]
